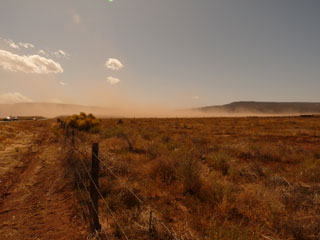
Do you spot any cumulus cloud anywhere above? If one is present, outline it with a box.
[59,81,68,86]
[38,49,70,58]
[192,96,200,99]
[105,58,124,71]
[2,38,35,49]
[0,92,33,104]
[73,13,81,24]
[5,39,20,49]
[0,49,63,74]
[38,50,46,55]
[106,76,120,85]
[54,50,70,58]
[19,42,34,49]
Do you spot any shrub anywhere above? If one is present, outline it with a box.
[119,188,141,209]
[147,142,167,160]
[110,157,131,177]
[301,167,320,183]
[209,215,253,240]
[207,151,231,175]
[177,150,202,195]
[150,158,177,185]
[251,144,282,162]
[199,179,225,206]
[102,127,122,139]
[99,177,114,198]
[61,112,100,132]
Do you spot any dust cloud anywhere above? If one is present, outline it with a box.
[1,102,317,119]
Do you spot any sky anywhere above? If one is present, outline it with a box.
[0,0,320,110]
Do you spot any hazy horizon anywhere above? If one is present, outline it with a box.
[1,0,320,111]
[1,101,320,119]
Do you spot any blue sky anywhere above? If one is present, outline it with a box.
[0,0,320,109]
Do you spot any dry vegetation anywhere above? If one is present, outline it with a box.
[59,116,320,240]
[1,116,319,239]
[0,121,88,239]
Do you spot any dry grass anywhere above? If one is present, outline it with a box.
[60,116,320,239]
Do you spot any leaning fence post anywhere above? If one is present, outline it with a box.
[90,143,101,232]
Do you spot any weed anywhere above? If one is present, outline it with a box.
[150,157,177,185]
[177,150,202,195]
[207,151,231,175]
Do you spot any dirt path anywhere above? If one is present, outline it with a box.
[0,121,88,239]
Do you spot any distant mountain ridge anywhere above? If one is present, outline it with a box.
[197,101,320,115]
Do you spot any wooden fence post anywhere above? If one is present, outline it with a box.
[149,210,157,239]
[148,210,153,240]
[90,143,101,232]
[71,130,75,148]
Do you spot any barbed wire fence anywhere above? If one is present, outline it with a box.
[74,167,109,240]
[76,147,179,240]
[64,129,184,240]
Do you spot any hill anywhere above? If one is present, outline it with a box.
[197,101,320,115]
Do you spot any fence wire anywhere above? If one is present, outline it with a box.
[74,147,179,240]
[75,148,129,240]
[65,132,180,240]
[74,167,110,240]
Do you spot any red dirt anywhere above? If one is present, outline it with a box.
[0,121,88,240]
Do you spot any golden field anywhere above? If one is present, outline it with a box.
[1,116,320,239]
[68,116,320,239]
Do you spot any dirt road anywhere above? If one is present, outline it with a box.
[0,121,88,239]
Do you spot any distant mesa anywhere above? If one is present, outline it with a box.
[196,101,320,115]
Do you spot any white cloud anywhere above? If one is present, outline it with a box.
[38,50,46,55]
[192,96,200,99]
[0,49,63,74]
[53,50,70,58]
[59,81,68,86]
[5,39,20,49]
[0,92,33,104]
[58,50,67,57]
[19,42,34,49]
[105,58,124,71]
[106,76,120,85]
[72,13,81,24]
[2,38,35,49]
[38,49,70,58]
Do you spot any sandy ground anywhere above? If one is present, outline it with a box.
[0,121,88,239]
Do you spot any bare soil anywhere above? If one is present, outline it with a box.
[0,121,88,240]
